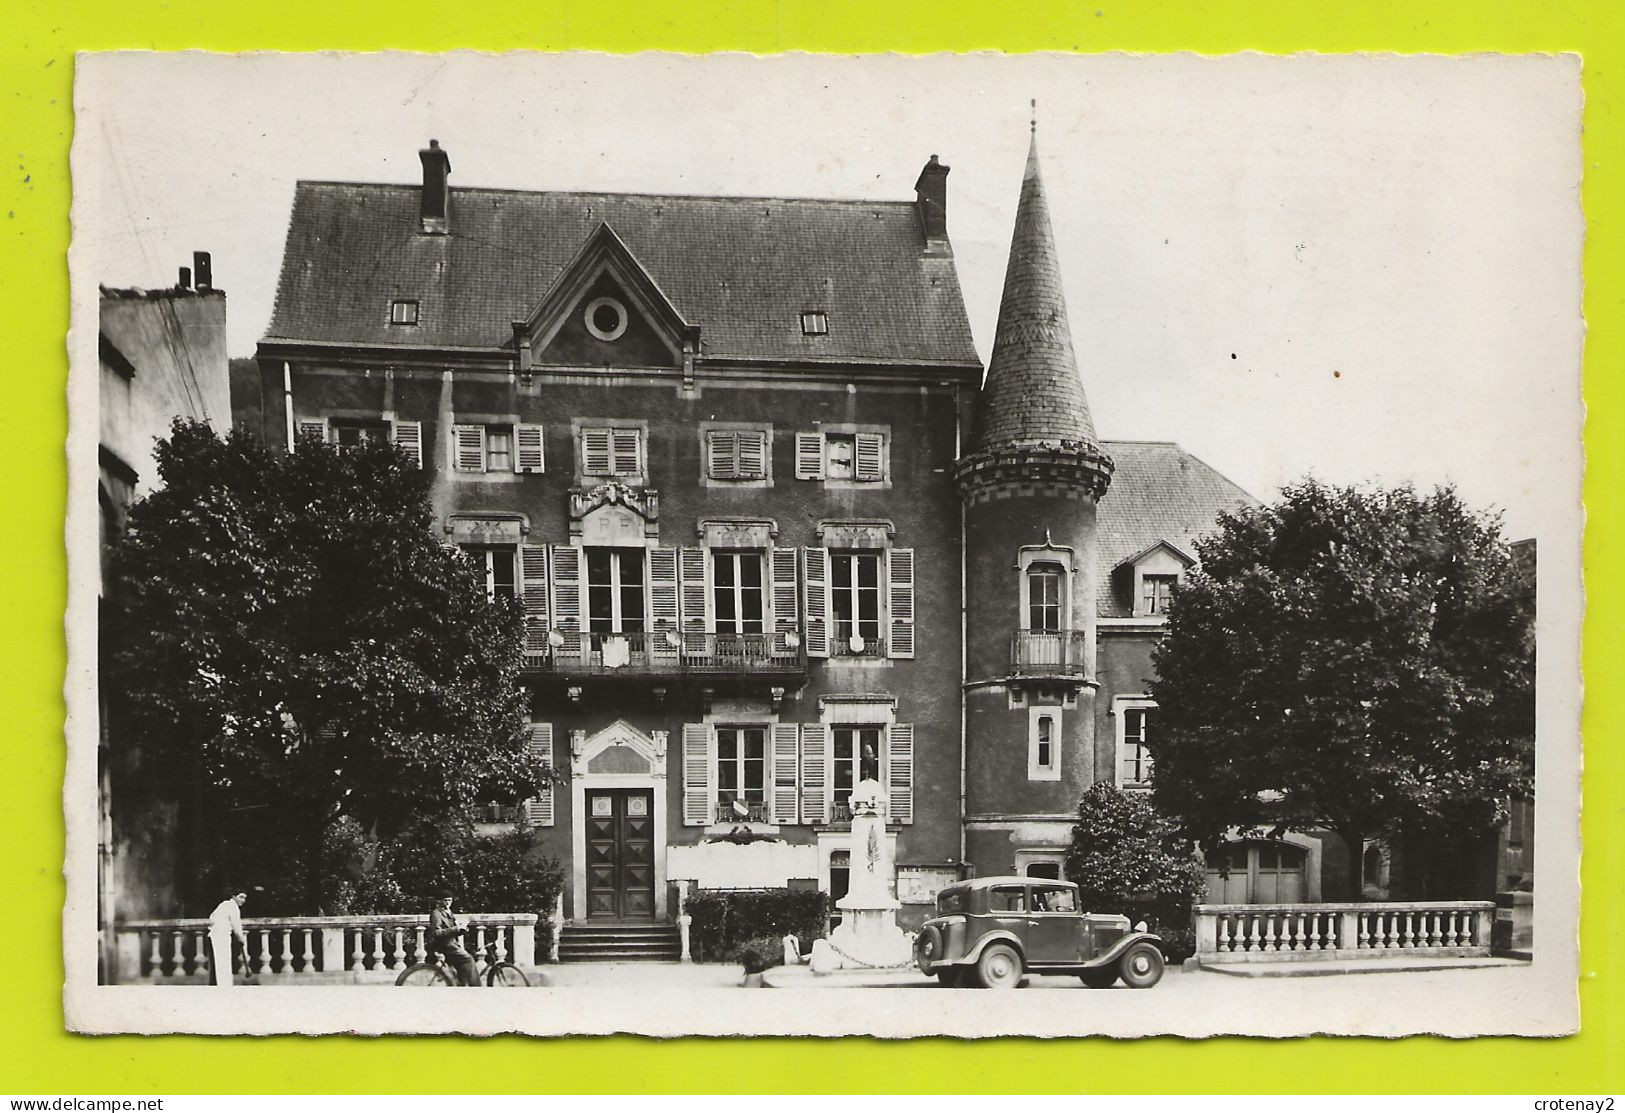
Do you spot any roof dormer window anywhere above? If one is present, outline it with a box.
[389,299,419,325]
[801,310,828,336]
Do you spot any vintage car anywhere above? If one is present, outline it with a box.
[913,876,1166,989]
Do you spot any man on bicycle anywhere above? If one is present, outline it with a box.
[429,889,480,986]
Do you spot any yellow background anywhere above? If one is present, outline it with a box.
[3,0,1619,1094]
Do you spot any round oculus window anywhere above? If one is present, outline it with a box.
[584,296,629,342]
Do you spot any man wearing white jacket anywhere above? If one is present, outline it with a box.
[207,891,248,986]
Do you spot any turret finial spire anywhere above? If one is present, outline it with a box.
[1030,98,1037,135]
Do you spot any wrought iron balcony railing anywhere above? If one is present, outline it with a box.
[1010,629,1091,677]
[524,629,807,678]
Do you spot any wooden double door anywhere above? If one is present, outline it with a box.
[585,788,656,920]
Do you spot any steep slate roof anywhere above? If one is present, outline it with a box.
[970,135,1099,452]
[264,181,981,368]
[1095,441,1259,618]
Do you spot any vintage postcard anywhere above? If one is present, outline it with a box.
[65,51,1583,1037]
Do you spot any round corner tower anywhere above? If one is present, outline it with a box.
[953,132,1113,881]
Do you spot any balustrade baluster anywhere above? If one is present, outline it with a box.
[169,930,187,976]
[492,927,508,964]
[349,928,363,971]
[1357,912,1370,949]
[1308,914,1321,950]
[1262,914,1276,951]
[413,926,427,963]
[1217,916,1231,952]
[279,930,293,973]
[147,930,163,976]
[1443,911,1457,947]
[370,927,384,970]
[301,929,315,972]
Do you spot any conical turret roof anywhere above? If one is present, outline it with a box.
[971,134,1100,453]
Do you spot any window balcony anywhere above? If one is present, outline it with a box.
[524,629,808,679]
[1010,629,1090,677]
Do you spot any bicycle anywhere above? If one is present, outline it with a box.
[395,941,531,987]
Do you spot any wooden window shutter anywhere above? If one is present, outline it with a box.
[452,424,486,472]
[514,424,545,474]
[855,432,885,481]
[887,547,915,659]
[523,722,555,827]
[769,547,800,656]
[648,547,680,647]
[391,420,423,468]
[549,544,583,657]
[800,724,830,824]
[581,428,612,475]
[611,428,641,475]
[795,432,825,480]
[682,723,715,826]
[706,431,736,479]
[519,545,550,659]
[887,723,914,824]
[802,546,830,658]
[770,723,800,825]
[679,546,711,654]
[737,431,767,479]
[296,418,329,444]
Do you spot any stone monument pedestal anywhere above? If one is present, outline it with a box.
[808,779,914,973]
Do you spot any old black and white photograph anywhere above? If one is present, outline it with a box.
[66,51,1582,1036]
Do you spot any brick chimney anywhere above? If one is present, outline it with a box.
[419,139,451,235]
[914,154,950,250]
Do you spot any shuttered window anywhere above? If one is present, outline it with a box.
[682,723,715,826]
[769,547,800,656]
[887,723,914,824]
[519,545,550,658]
[802,547,830,658]
[452,425,487,472]
[831,551,883,655]
[523,722,555,827]
[800,724,829,825]
[886,548,915,659]
[548,544,583,656]
[391,420,423,468]
[795,432,825,480]
[581,426,642,478]
[514,424,545,473]
[854,433,884,481]
[771,723,800,824]
[707,430,768,480]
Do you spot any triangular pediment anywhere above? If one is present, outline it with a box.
[524,222,694,370]
[1112,539,1196,573]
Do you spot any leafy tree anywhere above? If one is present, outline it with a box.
[1149,481,1533,900]
[1065,783,1207,958]
[108,420,547,911]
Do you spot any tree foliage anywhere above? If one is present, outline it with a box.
[108,420,547,910]
[1149,480,1534,899]
[1065,783,1206,957]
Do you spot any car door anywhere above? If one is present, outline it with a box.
[1026,884,1085,966]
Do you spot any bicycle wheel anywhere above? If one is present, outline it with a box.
[485,962,530,988]
[395,962,454,986]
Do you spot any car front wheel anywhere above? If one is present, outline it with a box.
[1117,942,1165,989]
[974,943,1023,989]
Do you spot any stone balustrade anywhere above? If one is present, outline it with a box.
[1192,901,1496,965]
[113,912,539,984]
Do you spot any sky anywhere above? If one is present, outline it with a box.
[74,52,1583,543]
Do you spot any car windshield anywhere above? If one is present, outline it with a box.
[1032,887,1076,912]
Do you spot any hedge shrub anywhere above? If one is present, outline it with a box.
[687,888,829,963]
[735,936,787,974]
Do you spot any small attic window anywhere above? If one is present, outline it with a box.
[390,300,420,326]
[801,310,828,336]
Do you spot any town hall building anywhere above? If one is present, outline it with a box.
[242,133,1313,940]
